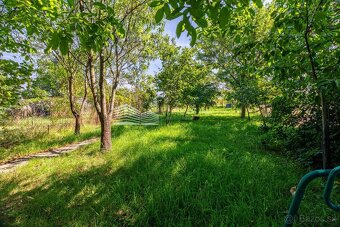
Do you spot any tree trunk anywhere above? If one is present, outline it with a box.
[100,117,112,151]
[320,92,331,168]
[165,105,169,124]
[241,105,246,118]
[247,108,250,121]
[304,5,331,168]
[183,104,189,117]
[165,105,172,125]
[68,75,82,135]
[258,105,267,127]
[158,103,162,114]
[195,104,200,114]
[168,107,172,124]
[86,51,112,151]
[75,115,81,135]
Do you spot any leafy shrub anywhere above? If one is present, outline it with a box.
[261,92,340,168]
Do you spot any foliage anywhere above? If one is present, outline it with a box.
[1,109,339,226]
[124,72,157,112]
[156,44,218,122]
[197,4,274,119]
[25,59,66,98]
[185,79,219,114]
[263,0,340,167]
[150,0,263,45]
[0,59,32,107]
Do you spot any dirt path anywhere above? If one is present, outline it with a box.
[0,138,97,174]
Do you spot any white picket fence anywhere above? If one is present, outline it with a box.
[112,104,159,125]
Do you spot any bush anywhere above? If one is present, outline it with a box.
[260,91,340,168]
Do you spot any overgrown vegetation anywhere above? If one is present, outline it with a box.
[1,0,339,168]
[0,117,99,162]
[1,109,338,226]
[0,0,339,225]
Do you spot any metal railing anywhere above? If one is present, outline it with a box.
[284,166,340,226]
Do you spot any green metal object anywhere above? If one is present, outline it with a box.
[284,166,340,227]
[324,166,340,211]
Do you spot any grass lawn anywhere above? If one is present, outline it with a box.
[0,108,339,226]
[0,121,100,163]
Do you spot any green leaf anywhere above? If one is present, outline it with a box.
[253,0,263,8]
[167,9,182,20]
[50,32,60,50]
[67,0,74,7]
[219,7,230,28]
[294,21,303,32]
[208,4,219,21]
[117,26,126,38]
[93,2,106,10]
[195,18,208,28]
[176,20,184,38]
[335,79,340,88]
[59,37,69,55]
[235,34,241,43]
[155,7,164,23]
[169,0,177,8]
[149,1,161,7]
[164,3,171,18]
[190,29,197,46]
[248,8,255,17]
[106,5,115,15]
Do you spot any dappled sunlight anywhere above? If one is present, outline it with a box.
[0,109,338,226]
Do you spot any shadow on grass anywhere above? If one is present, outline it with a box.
[0,113,338,226]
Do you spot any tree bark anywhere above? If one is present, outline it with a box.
[247,108,250,121]
[86,51,112,151]
[304,1,331,168]
[75,115,81,135]
[165,105,168,124]
[158,103,162,114]
[99,51,112,151]
[165,105,172,125]
[183,104,189,117]
[68,75,81,135]
[100,117,112,151]
[241,105,246,118]
[320,92,331,168]
[258,105,267,127]
[195,104,200,114]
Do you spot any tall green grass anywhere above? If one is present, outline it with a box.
[0,108,338,226]
[0,119,100,162]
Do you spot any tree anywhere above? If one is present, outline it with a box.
[2,0,160,149]
[76,0,157,150]
[151,0,263,45]
[130,74,157,112]
[55,53,88,135]
[25,59,65,98]
[0,59,32,107]
[156,42,218,121]
[156,44,195,124]
[181,66,218,116]
[270,0,339,168]
[190,82,219,114]
[0,0,34,108]
[197,5,273,118]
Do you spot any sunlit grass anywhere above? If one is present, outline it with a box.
[0,108,339,226]
[0,122,100,162]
